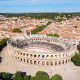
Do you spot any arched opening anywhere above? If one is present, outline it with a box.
[46,61,49,66]
[50,61,53,66]
[23,53,25,56]
[68,58,71,62]
[20,58,22,61]
[50,55,53,58]
[34,55,36,58]
[30,60,32,64]
[42,61,45,65]
[55,61,57,65]
[38,55,40,58]
[46,55,49,58]
[59,61,61,65]
[27,60,29,63]
[38,61,40,65]
[34,61,37,65]
[62,60,64,64]
[55,55,57,58]
[42,55,45,58]
[30,54,32,57]
[65,59,67,63]
[24,59,26,62]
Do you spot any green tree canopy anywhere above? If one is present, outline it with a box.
[47,33,59,37]
[13,71,24,80]
[71,53,80,66]
[12,28,22,33]
[50,74,63,80]
[0,72,13,80]
[31,71,49,80]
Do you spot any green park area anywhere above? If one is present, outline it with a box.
[12,28,22,33]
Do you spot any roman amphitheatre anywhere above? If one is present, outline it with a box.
[0,34,80,80]
[7,34,76,66]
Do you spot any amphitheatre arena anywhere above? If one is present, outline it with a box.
[7,34,77,66]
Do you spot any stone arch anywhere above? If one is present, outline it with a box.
[23,59,26,62]
[55,61,57,65]
[30,60,33,64]
[46,61,49,66]
[42,61,45,65]
[42,55,45,58]
[27,60,29,63]
[68,58,71,62]
[20,58,22,61]
[50,55,53,58]
[38,55,40,58]
[50,61,53,66]
[34,61,37,65]
[65,59,67,63]
[46,55,49,58]
[62,60,65,64]
[38,61,41,65]
[59,61,61,65]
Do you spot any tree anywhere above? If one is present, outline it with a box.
[71,53,80,66]
[0,72,13,80]
[50,74,63,80]
[77,41,80,53]
[47,33,59,37]
[13,71,24,80]
[24,75,31,80]
[0,56,2,63]
[0,38,9,51]
[31,71,49,80]
[53,33,59,37]
[12,28,22,33]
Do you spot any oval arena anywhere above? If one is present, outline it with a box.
[7,34,77,66]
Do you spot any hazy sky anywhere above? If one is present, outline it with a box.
[0,0,80,13]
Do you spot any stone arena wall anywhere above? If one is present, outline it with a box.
[7,35,77,66]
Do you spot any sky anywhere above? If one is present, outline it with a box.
[0,0,80,13]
